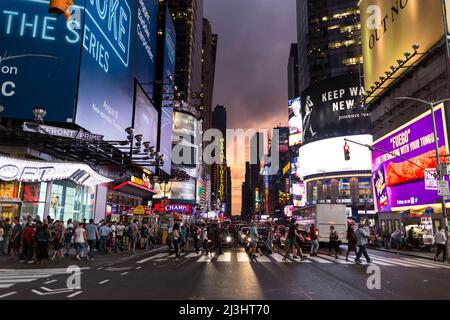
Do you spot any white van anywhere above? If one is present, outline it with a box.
[294,204,348,244]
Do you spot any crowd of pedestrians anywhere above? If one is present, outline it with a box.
[0,215,159,263]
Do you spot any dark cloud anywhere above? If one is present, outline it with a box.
[204,0,297,214]
[205,0,296,130]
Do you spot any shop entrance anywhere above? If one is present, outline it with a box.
[0,201,22,221]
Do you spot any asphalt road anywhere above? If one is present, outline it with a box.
[1,246,449,300]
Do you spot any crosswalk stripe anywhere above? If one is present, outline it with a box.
[185,253,200,258]
[308,255,333,264]
[318,256,354,264]
[237,252,250,262]
[0,284,14,288]
[401,258,450,269]
[217,252,232,262]
[0,279,35,283]
[271,253,291,262]
[136,253,167,264]
[253,255,271,263]
[0,275,50,279]
[370,257,417,268]
[391,259,439,269]
[197,255,212,263]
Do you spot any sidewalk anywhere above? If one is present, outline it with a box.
[0,245,166,269]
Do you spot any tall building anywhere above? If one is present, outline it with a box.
[287,44,300,99]
[211,105,228,213]
[296,0,361,88]
[201,19,218,131]
[241,162,253,221]
[249,132,265,217]
[165,0,204,105]
[226,166,232,217]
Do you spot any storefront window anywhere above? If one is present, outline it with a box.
[20,182,47,219]
[50,182,95,222]
[0,181,20,199]
[339,179,350,198]
[358,178,372,203]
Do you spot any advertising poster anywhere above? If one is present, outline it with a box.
[160,107,173,175]
[162,5,176,107]
[0,0,84,122]
[372,105,449,212]
[301,74,371,144]
[360,0,444,102]
[75,0,159,141]
[292,183,306,207]
[153,180,196,201]
[288,97,303,146]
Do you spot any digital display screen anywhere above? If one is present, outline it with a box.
[288,97,303,146]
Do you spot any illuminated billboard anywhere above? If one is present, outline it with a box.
[372,105,449,212]
[298,134,373,178]
[76,0,159,141]
[292,183,306,207]
[301,75,371,144]
[360,0,444,102]
[288,97,303,146]
[0,0,84,122]
[153,180,196,201]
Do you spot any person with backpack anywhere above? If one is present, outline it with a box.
[22,222,36,262]
[9,217,22,261]
[172,223,181,258]
[64,219,74,256]
[200,222,209,256]
[329,226,341,259]
[346,224,358,261]
[36,223,51,264]
[283,221,306,261]
[140,223,150,250]
[50,221,64,260]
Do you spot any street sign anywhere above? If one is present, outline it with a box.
[437,180,450,197]
[425,169,437,190]
[23,123,103,142]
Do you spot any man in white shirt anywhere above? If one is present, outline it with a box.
[435,226,447,262]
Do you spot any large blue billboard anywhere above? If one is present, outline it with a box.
[0,0,159,142]
[76,0,159,141]
[0,0,84,122]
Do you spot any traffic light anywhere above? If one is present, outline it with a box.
[49,0,73,20]
[344,142,351,161]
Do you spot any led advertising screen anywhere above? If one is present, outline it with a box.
[360,0,444,103]
[288,97,303,146]
[153,180,196,201]
[162,5,176,107]
[372,105,449,212]
[292,183,306,207]
[134,84,158,149]
[298,134,373,178]
[0,0,84,122]
[159,107,173,175]
[75,0,159,141]
[301,75,371,144]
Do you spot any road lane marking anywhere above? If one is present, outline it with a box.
[0,291,17,299]
[44,280,57,284]
[136,253,168,264]
[307,256,333,264]
[271,253,291,262]
[370,257,417,268]
[67,291,82,298]
[0,279,35,283]
[217,252,232,262]
[317,256,354,264]
[254,255,271,263]
[120,272,128,276]
[197,255,212,263]
[237,252,250,262]
[0,284,14,288]
[136,266,142,270]
[401,258,450,269]
[99,280,110,285]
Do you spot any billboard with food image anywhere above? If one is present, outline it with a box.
[372,104,449,212]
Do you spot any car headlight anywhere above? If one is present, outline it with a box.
[226,236,232,243]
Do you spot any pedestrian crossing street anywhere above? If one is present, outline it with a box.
[0,268,89,290]
[136,251,450,270]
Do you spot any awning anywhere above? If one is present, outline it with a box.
[113,181,157,198]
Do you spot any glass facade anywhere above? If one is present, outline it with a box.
[0,180,96,222]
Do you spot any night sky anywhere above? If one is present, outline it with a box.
[204,0,297,214]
